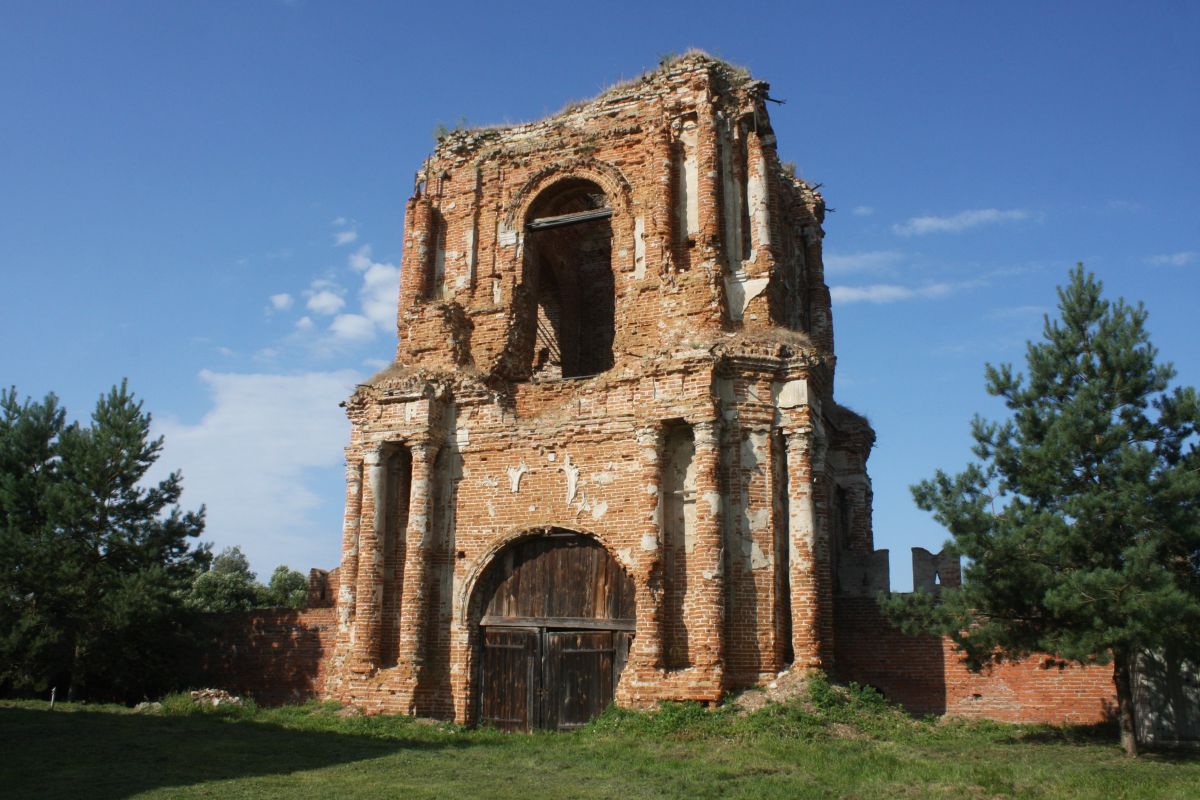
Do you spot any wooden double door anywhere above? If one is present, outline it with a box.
[474,532,636,732]
[479,625,632,731]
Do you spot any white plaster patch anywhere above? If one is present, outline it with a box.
[748,156,771,248]
[772,379,809,410]
[748,507,770,532]
[456,427,470,449]
[486,500,496,518]
[492,277,501,305]
[591,500,608,520]
[680,121,699,235]
[506,462,528,493]
[633,215,646,279]
[640,534,658,551]
[560,454,580,504]
[498,226,519,247]
[749,541,771,570]
[481,475,499,489]
[528,504,537,512]
[464,228,476,277]
[546,451,557,462]
[617,547,634,566]
[593,470,615,485]
[725,274,770,321]
[703,490,721,515]
[742,432,767,472]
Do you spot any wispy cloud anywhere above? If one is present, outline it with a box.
[267,232,399,354]
[831,281,978,305]
[1105,199,1146,213]
[1146,251,1197,267]
[150,369,360,574]
[332,216,358,246]
[893,208,1030,237]
[823,249,903,277]
[852,206,874,217]
[306,289,346,316]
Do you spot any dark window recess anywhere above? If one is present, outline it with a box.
[379,446,413,667]
[523,179,615,380]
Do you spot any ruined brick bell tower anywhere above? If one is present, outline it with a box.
[324,53,877,729]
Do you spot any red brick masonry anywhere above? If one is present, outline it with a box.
[833,597,1114,724]
[210,599,1115,724]
[204,608,336,707]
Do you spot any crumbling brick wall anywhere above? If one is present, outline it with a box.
[834,597,1115,724]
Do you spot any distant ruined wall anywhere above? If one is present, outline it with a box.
[202,608,337,706]
[833,597,1115,724]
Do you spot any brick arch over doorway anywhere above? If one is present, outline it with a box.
[468,528,635,731]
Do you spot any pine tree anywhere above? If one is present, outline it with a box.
[0,389,67,694]
[0,381,208,701]
[883,265,1200,755]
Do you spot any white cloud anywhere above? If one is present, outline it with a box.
[892,208,1030,236]
[831,282,966,304]
[345,245,400,331]
[1146,251,1197,267]
[823,250,903,276]
[268,293,294,311]
[330,313,376,341]
[852,206,874,217]
[348,244,373,272]
[306,289,346,316]
[150,369,361,576]
[332,216,358,246]
[295,316,315,331]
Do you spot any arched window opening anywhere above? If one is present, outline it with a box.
[524,179,615,380]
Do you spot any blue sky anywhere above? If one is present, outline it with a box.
[2,1,1197,588]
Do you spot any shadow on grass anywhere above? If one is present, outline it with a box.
[1013,721,1118,746]
[1011,721,1200,761]
[0,705,479,800]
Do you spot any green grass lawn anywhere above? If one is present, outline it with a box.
[3,681,1197,799]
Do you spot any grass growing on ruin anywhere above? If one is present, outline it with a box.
[3,677,1197,799]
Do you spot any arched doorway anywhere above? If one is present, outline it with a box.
[472,530,634,731]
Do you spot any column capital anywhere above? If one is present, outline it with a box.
[408,439,440,462]
[692,419,721,446]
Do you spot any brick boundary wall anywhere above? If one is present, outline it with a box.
[202,608,337,706]
[833,597,1116,724]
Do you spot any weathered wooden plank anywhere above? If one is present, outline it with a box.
[482,615,635,630]
[525,207,613,231]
